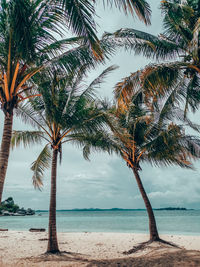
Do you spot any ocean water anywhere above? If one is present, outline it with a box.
[0,210,199,235]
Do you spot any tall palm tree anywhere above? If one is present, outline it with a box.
[104,0,200,112]
[0,0,63,202]
[11,66,118,253]
[100,97,200,252]
[0,0,116,203]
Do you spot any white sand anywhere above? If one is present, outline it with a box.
[0,231,200,266]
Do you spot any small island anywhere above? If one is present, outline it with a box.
[0,197,35,216]
[154,207,188,211]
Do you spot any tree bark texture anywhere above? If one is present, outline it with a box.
[132,168,159,241]
[0,113,13,203]
[47,148,59,253]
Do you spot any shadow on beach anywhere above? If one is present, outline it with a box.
[16,249,200,267]
[87,250,200,267]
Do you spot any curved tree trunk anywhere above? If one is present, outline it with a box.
[47,148,59,253]
[0,112,14,203]
[132,168,159,241]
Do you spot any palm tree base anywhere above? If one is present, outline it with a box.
[123,238,179,254]
[46,250,61,254]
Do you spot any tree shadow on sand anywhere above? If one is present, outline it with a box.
[23,251,90,266]
[123,238,180,254]
[21,247,200,267]
[87,250,200,267]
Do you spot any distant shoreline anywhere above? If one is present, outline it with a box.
[36,207,196,212]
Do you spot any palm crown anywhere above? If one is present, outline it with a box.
[12,66,118,188]
[0,0,117,115]
[110,102,199,171]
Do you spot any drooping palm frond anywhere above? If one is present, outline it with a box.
[115,70,142,109]
[31,144,52,190]
[48,37,117,74]
[66,130,121,160]
[11,130,44,149]
[16,102,48,132]
[37,36,84,61]
[182,73,200,116]
[102,0,151,25]
[68,64,119,105]
[55,0,101,55]
[103,28,182,60]
[86,65,119,91]
[114,61,184,110]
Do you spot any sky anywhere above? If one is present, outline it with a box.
[1,0,200,210]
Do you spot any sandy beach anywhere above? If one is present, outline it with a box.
[0,231,200,266]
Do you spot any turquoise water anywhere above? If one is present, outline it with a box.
[0,210,199,235]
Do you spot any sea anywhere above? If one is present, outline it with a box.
[0,210,200,235]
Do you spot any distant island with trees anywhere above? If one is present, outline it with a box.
[0,197,193,215]
[0,197,35,216]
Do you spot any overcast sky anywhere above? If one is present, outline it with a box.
[1,0,200,210]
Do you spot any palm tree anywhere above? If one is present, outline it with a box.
[104,0,200,112]
[0,0,63,202]
[11,66,118,253]
[102,97,200,252]
[0,0,117,203]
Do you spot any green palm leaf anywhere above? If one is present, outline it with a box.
[11,130,44,148]
[31,144,52,190]
[103,0,151,25]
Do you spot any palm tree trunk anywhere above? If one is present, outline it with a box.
[47,148,59,253]
[0,112,14,203]
[132,168,159,241]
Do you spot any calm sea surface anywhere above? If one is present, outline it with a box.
[0,210,199,235]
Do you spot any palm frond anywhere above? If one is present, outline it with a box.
[31,144,52,190]
[66,131,121,160]
[16,102,47,131]
[103,0,151,25]
[11,130,44,149]
[87,65,119,91]
[103,28,182,60]
[47,38,116,74]
[58,0,100,53]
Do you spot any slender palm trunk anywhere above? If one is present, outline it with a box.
[132,168,159,241]
[0,112,14,203]
[47,148,59,253]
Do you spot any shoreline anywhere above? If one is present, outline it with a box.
[1,228,200,236]
[0,231,200,266]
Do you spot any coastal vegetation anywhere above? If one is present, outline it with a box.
[0,197,35,216]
